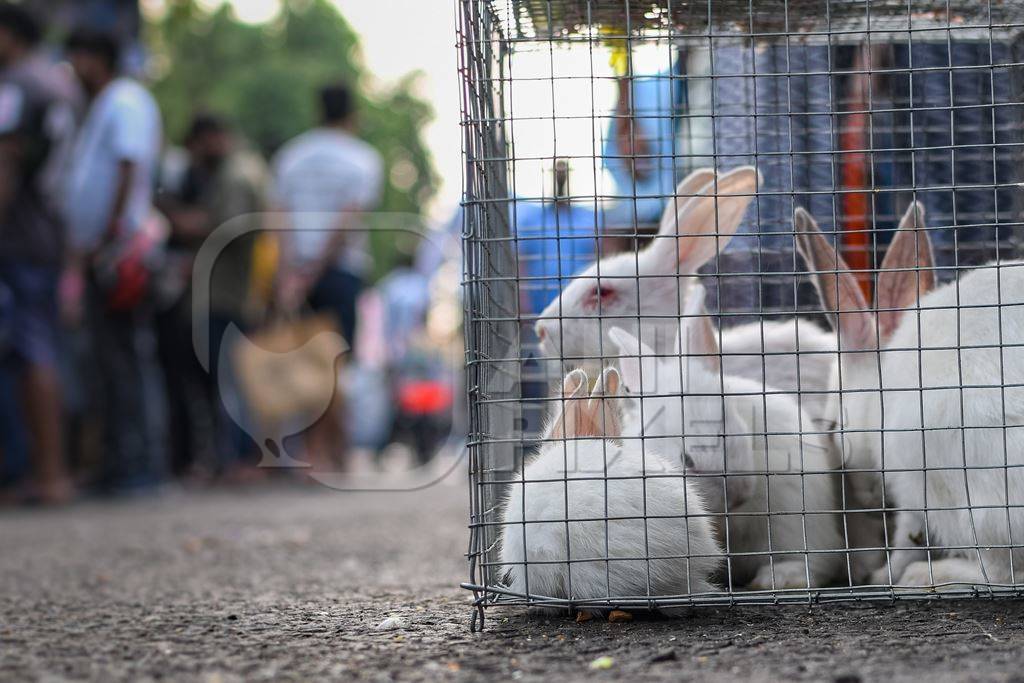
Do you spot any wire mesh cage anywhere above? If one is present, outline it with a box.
[458,0,1024,626]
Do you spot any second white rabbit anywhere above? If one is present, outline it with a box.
[608,285,847,590]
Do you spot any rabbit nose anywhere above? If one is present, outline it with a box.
[537,326,547,342]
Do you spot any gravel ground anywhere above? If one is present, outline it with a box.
[2,472,1024,682]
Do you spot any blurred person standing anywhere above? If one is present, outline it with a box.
[377,245,453,466]
[61,29,166,495]
[0,4,77,503]
[514,159,599,315]
[271,82,383,472]
[158,113,269,480]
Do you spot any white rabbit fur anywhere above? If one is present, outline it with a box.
[796,202,1024,587]
[607,285,845,590]
[498,367,723,612]
[534,166,838,421]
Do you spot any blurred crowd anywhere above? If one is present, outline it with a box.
[0,4,460,506]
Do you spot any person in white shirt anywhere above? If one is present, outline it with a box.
[271,82,383,472]
[63,41,160,260]
[272,83,382,339]
[62,29,166,494]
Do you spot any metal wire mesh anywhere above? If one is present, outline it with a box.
[459,0,1024,627]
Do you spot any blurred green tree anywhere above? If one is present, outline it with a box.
[146,0,438,279]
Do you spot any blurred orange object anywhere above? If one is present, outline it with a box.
[248,230,280,310]
[839,44,875,301]
[94,210,169,312]
[397,380,453,416]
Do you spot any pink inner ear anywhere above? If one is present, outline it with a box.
[583,285,617,310]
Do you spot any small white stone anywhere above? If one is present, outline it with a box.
[375,616,407,631]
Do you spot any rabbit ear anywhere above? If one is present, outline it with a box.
[657,167,718,235]
[794,207,877,351]
[593,366,621,397]
[609,327,659,395]
[544,368,589,440]
[678,283,720,370]
[586,367,623,438]
[650,166,760,275]
[875,201,935,341]
[553,366,623,440]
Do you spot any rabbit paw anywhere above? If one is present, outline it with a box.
[869,565,896,586]
[896,559,987,588]
[869,550,923,586]
[749,561,813,590]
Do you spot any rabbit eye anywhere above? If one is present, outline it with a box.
[584,285,617,309]
[681,451,696,469]
[813,416,838,432]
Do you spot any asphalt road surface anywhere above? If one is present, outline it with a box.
[3,470,1024,682]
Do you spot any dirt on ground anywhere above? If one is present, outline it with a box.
[2,475,1023,682]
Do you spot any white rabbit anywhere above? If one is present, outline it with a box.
[607,285,846,590]
[497,366,723,612]
[795,202,1024,587]
[534,165,838,422]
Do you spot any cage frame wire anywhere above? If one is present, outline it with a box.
[459,0,1024,630]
